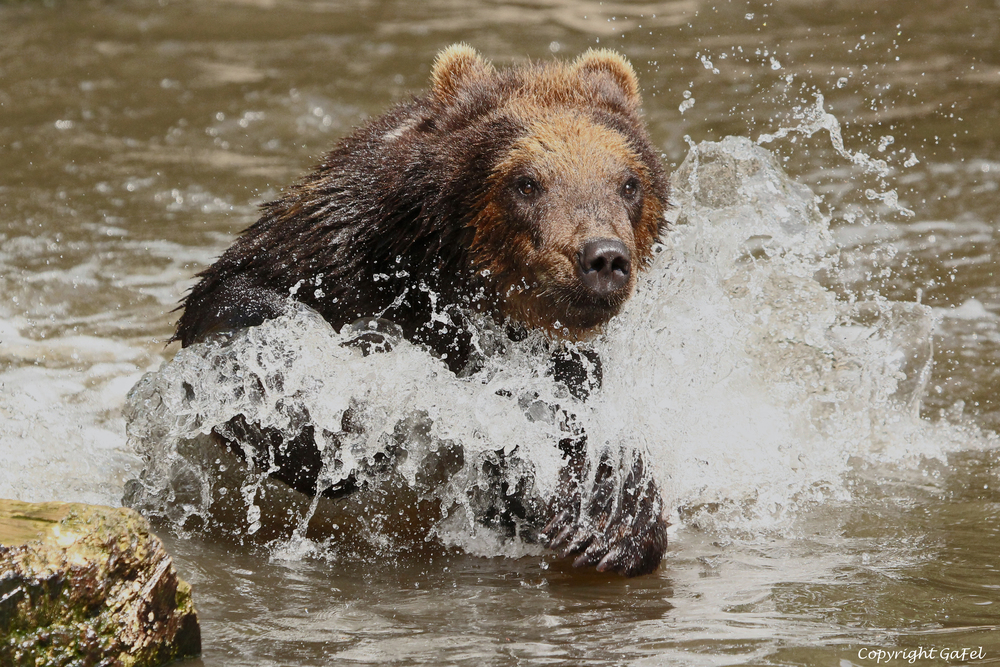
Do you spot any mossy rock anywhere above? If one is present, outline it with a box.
[0,499,200,666]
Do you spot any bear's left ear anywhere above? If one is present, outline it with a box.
[572,49,641,105]
[430,43,495,103]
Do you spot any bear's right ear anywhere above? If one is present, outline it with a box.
[572,49,641,106]
[430,44,495,104]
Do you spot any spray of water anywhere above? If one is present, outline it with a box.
[124,137,981,561]
[757,94,915,217]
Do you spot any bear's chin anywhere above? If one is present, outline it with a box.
[560,305,622,333]
[559,286,631,331]
[536,297,627,336]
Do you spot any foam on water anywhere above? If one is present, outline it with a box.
[0,315,148,505]
[122,137,989,560]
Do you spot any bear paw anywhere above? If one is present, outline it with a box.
[541,449,668,577]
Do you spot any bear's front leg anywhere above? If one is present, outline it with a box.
[541,448,668,577]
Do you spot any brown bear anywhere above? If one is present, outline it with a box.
[174,44,670,576]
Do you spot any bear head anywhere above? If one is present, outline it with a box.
[422,44,669,339]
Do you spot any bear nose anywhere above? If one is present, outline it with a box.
[577,238,631,296]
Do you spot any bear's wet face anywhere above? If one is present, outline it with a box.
[430,49,669,339]
[472,110,656,334]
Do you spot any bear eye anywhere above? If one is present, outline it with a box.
[621,177,640,200]
[515,177,540,198]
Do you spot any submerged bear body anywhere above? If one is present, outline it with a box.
[176,45,670,576]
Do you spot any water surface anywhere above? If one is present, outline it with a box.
[2,1,1000,665]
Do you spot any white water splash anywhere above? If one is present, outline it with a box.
[123,137,982,559]
[0,315,149,505]
[757,94,915,218]
[595,137,965,533]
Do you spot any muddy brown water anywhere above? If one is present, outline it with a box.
[2,1,1000,665]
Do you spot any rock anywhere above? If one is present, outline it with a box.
[0,499,200,666]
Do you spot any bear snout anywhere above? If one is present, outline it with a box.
[576,238,632,297]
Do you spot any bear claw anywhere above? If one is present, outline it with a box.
[541,450,668,577]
